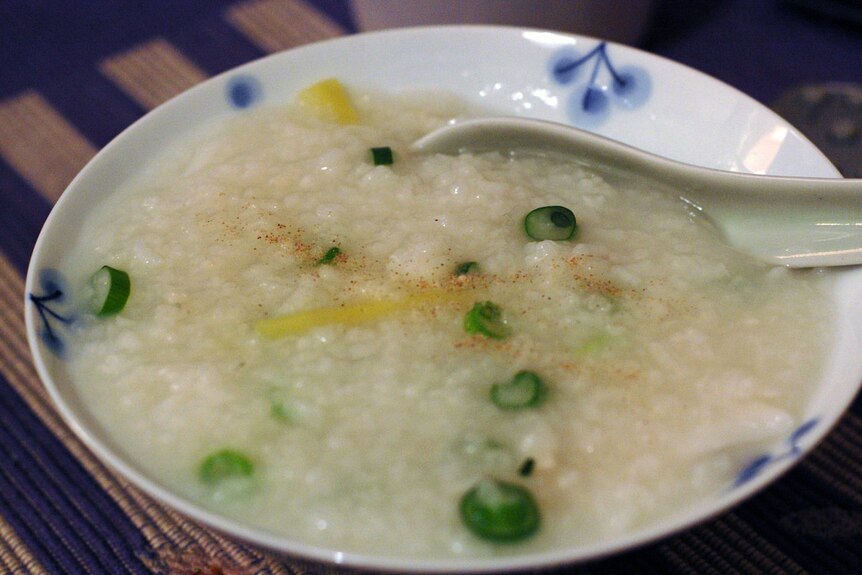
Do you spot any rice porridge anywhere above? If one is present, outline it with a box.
[64,81,833,558]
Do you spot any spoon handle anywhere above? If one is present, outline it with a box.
[671,167,862,268]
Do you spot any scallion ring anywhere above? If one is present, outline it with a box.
[459,478,541,542]
[370,146,394,166]
[454,261,479,276]
[464,301,509,339]
[524,205,576,241]
[317,246,341,265]
[199,449,254,485]
[491,370,546,409]
[90,265,131,316]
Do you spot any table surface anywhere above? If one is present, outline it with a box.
[2,1,861,573]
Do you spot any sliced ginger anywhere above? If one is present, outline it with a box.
[296,78,359,125]
[256,289,475,339]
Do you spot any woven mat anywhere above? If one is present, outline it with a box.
[1,1,861,573]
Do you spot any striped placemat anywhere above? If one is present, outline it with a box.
[1,1,860,573]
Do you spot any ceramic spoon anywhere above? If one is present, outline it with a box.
[412,117,862,268]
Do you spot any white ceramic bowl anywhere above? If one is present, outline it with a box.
[25,26,862,573]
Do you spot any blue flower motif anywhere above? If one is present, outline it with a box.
[550,43,651,128]
[787,418,818,452]
[610,65,652,110]
[227,75,263,109]
[29,268,75,357]
[734,454,774,487]
[732,418,820,488]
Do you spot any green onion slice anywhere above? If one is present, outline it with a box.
[459,478,541,542]
[270,401,294,423]
[576,331,613,356]
[90,265,131,316]
[524,205,577,241]
[464,301,509,339]
[370,146,394,166]
[491,370,546,409]
[317,246,341,265]
[199,449,254,485]
[454,261,480,276]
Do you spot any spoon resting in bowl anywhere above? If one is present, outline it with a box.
[412,117,862,268]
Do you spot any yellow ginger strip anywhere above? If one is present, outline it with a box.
[296,78,359,124]
[256,289,474,339]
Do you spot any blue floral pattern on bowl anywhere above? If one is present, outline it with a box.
[226,75,263,109]
[550,42,651,128]
[733,418,820,488]
[28,268,75,357]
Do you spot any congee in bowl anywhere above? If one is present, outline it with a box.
[56,79,833,560]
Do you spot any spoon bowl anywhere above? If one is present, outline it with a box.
[413,117,862,268]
